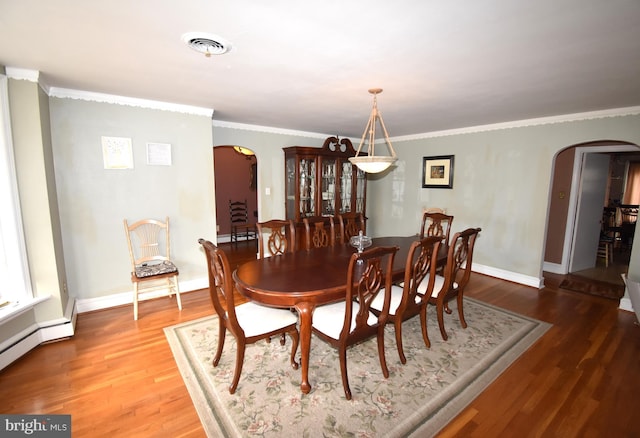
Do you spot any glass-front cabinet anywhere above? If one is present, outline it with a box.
[284,137,367,246]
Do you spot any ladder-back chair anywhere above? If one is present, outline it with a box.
[123,217,181,320]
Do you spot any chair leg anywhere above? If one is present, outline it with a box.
[376,328,389,379]
[437,301,449,341]
[394,319,407,364]
[229,340,246,394]
[338,347,352,400]
[213,322,226,366]
[419,305,431,349]
[172,277,182,311]
[133,283,139,321]
[288,329,299,369]
[457,294,467,329]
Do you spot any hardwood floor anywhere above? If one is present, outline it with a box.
[1,239,639,437]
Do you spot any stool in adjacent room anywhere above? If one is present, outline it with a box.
[597,238,614,267]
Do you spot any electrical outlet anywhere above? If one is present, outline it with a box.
[216,225,220,232]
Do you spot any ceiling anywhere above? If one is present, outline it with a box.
[1,0,640,139]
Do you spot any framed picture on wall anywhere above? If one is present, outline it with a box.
[422,155,454,188]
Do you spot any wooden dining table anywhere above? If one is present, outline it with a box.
[233,235,443,394]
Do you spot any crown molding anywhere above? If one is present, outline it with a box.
[49,87,214,117]
[391,106,640,142]
[4,67,50,94]
[6,67,637,138]
[4,67,39,82]
[211,119,334,140]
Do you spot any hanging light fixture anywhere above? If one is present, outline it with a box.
[349,88,397,173]
[233,146,255,157]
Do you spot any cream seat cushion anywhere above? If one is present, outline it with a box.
[235,302,299,337]
[313,301,377,340]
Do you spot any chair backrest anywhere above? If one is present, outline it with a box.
[256,219,296,258]
[303,216,336,249]
[341,245,398,342]
[400,236,442,310]
[423,207,446,215]
[420,212,454,246]
[338,212,366,242]
[440,227,481,296]
[124,217,172,270]
[230,199,251,225]
[198,238,242,335]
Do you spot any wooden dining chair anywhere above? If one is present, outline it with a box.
[337,212,366,242]
[303,215,336,249]
[420,227,481,341]
[123,217,181,320]
[420,212,454,247]
[229,199,256,247]
[370,236,442,364]
[256,219,296,258]
[311,245,398,400]
[198,238,299,394]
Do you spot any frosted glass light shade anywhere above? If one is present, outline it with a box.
[348,155,396,173]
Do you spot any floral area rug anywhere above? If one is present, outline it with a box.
[164,298,550,437]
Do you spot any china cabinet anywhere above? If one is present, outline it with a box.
[284,137,366,248]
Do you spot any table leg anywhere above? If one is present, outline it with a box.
[295,301,314,394]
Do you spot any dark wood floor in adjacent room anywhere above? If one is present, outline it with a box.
[1,239,639,437]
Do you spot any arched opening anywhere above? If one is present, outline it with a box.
[543,140,640,299]
[213,145,258,247]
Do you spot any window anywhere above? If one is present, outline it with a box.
[623,162,640,205]
[0,74,32,309]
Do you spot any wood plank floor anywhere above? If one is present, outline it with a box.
[1,239,639,437]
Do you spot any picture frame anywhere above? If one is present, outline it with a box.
[422,155,454,188]
[146,142,172,166]
[101,136,133,169]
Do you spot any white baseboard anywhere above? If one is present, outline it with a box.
[542,261,566,275]
[0,297,77,371]
[473,263,543,288]
[620,297,633,312]
[75,278,208,313]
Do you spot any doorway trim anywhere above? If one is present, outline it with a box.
[550,143,639,275]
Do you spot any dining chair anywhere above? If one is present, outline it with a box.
[311,245,398,400]
[420,227,481,341]
[370,235,442,364]
[337,212,366,242]
[303,215,336,249]
[229,199,256,247]
[420,212,454,247]
[198,238,299,394]
[423,207,446,215]
[256,219,296,258]
[123,217,181,320]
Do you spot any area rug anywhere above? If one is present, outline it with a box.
[164,298,550,437]
[559,276,625,300]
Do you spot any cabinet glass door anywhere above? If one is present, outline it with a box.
[355,167,366,212]
[320,158,337,216]
[286,157,296,220]
[299,158,316,218]
[340,161,353,213]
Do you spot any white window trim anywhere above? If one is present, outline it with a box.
[0,73,34,313]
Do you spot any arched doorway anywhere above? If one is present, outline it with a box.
[213,145,258,243]
[543,141,640,287]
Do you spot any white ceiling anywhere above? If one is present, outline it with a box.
[1,0,640,138]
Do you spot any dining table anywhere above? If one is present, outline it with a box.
[233,235,445,394]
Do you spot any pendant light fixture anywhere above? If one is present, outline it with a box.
[349,88,397,173]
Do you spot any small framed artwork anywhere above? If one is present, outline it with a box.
[102,136,133,169]
[422,155,454,188]
[146,142,172,166]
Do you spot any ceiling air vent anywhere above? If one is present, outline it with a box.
[182,32,232,57]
